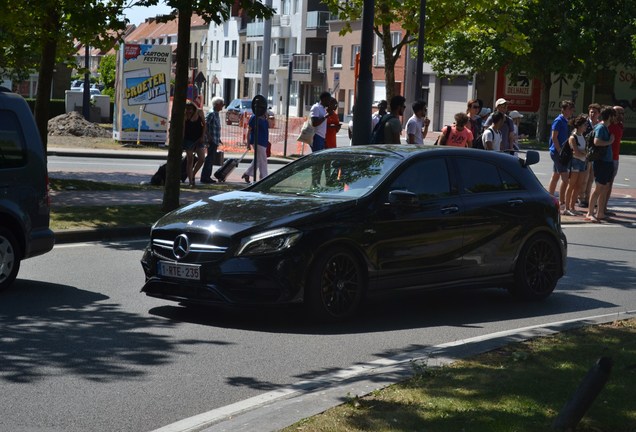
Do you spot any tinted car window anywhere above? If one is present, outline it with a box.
[456,158,523,193]
[389,158,451,200]
[254,151,401,198]
[0,109,27,168]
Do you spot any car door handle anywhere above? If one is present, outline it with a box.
[440,205,459,214]
[508,199,524,207]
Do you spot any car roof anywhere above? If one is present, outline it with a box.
[324,144,536,166]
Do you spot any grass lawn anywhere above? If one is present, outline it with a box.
[282,319,636,432]
[48,178,240,231]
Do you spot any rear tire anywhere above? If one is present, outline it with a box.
[305,246,366,322]
[511,234,561,300]
[0,227,21,292]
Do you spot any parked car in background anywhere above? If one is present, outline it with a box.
[141,145,567,322]
[0,87,55,292]
[225,98,276,128]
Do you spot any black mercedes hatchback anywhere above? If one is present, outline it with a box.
[141,145,567,321]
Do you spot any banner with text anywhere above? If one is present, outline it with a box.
[113,44,171,143]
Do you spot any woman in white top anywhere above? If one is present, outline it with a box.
[563,115,589,215]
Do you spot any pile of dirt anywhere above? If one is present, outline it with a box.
[48,111,111,138]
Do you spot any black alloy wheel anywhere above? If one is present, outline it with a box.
[306,246,365,322]
[0,227,20,292]
[512,234,561,300]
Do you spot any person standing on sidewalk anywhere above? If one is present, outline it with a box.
[241,112,269,182]
[309,92,331,153]
[585,106,616,223]
[405,100,429,144]
[547,100,575,209]
[325,97,341,149]
[485,98,515,153]
[200,97,224,184]
[578,103,601,207]
[603,105,624,216]
[183,100,206,187]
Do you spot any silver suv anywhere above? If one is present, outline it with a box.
[0,87,55,291]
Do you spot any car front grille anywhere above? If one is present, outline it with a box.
[151,232,229,262]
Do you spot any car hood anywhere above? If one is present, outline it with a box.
[152,190,353,236]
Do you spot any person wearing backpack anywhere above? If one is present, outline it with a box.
[585,106,616,223]
[371,100,388,131]
[382,95,406,144]
[439,112,473,147]
[482,111,504,150]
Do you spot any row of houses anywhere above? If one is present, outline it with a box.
[114,2,488,131]
[8,1,634,136]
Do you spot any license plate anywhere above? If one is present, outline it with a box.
[158,261,201,280]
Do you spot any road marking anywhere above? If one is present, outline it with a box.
[150,310,636,432]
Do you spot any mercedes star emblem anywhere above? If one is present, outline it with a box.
[173,234,190,259]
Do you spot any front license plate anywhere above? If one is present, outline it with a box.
[158,261,201,280]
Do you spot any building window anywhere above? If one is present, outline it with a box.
[224,41,229,57]
[290,80,298,106]
[350,44,360,68]
[231,40,237,57]
[331,46,342,68]
[215,41,219,62]
[374,31,401,67]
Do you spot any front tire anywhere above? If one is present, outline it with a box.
[511,234,561,300]
[306,246,366,322]
[0,228,21,292]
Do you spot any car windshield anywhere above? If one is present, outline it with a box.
[251,149,402,198]
[241,100,252,109]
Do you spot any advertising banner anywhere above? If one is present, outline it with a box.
[496,67,542,112]
[113,44,171,142]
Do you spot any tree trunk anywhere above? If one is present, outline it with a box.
[537,71,552,143]
[34,11,60,152]
[381,23,396,102]
[162,8,192,212]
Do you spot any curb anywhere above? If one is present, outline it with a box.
[47,147,294,165]
[54,226,150,244]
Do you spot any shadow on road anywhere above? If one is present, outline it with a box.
[0,280,230,383]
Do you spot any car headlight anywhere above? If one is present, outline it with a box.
[236,228,302,256]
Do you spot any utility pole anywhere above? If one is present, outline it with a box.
[261,0,272,102]
[351,0,374,145]
[414,0,426,101]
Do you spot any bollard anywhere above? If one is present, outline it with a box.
[552,356,613,431]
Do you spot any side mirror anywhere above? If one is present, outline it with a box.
[524,150,540,167]
[387,190,419,207]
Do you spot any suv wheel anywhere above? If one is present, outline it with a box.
[0,227,21,292]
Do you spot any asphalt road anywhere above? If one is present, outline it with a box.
[2,139,634,431]
[2,223,635,432]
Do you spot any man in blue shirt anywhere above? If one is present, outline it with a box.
[585,106,616,222]
[548,100,575,208]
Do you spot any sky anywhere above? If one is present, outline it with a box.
[123,2,173,26]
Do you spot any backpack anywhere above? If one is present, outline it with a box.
[558,135,574,165]
[472,130,485,149]
[434,125,452,145]
[470,119,485,149]
[585,129,606,162]
[370,114,394,144]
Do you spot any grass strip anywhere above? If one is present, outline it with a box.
[283,318,636,432]
[50,204,166,230]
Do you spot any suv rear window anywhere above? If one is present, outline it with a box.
[0,109,27,168]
